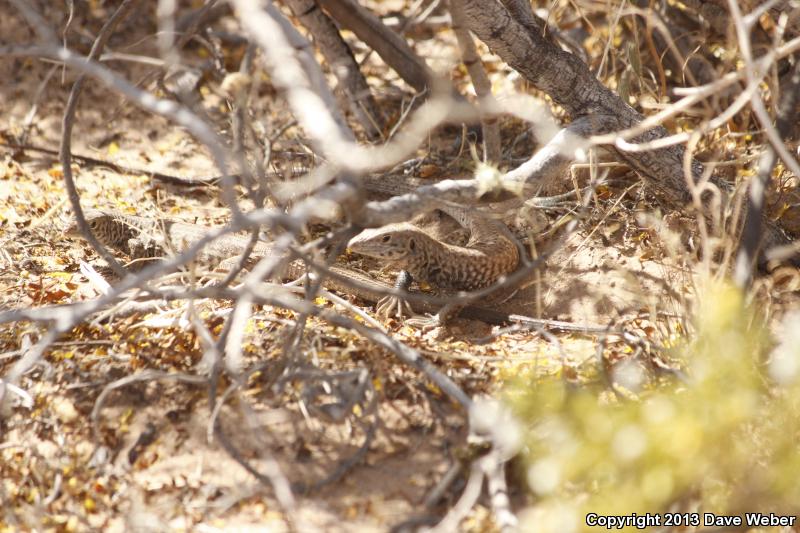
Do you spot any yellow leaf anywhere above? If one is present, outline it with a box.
[107,141,119,155]
[84,497,96,512]
[426,382,442,395]
[48,166,63,178]
[774,202,791,220]
[739,168,756,178]
[120,407,134,425]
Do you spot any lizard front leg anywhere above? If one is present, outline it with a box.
[376,270,415,319]
[126,237,163,268]
[377,271,458,330]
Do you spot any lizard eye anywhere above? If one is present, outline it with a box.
[381,235,391,243]
[408,239,416,251]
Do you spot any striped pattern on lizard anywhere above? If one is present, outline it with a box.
[347,205,520,327]
[64,208,273,270]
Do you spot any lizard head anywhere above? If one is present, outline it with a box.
[64,209,128,248]
[348,223,425,266]
[65,209,108,237]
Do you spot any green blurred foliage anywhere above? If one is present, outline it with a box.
[508,282,800,531]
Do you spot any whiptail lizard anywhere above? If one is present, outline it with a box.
[350,174,588,326]
[65,208,273,270]
[348,204,520,326]
[64,209,606,333]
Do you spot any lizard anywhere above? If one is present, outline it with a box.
[63,170,578,273]
[64,208,607,334]
[349,173,602,327]
[347,203,521,328]
[64,208,274,270]
[65,175,553,329]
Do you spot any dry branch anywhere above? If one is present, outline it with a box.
[285,0,383,138]
[450,0,501,162]
[317,0,436,93]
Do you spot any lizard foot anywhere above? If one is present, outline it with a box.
[376,295,414,319]
[405,313,445,333]
[405,304,461,333]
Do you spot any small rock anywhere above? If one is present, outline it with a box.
[52,397,79,423]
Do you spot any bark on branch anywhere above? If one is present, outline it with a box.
[459,0,701,208]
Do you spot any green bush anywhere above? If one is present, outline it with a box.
[509,282,800,532]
